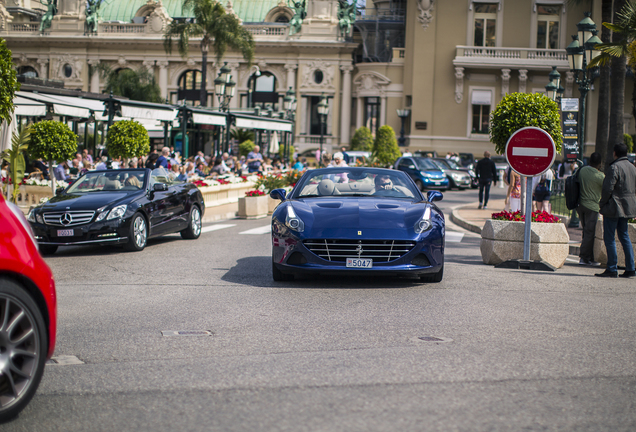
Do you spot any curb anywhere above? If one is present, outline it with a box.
[450,203,580,255]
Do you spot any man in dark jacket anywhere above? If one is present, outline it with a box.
[475,151,498,209]
[596,143,636,278]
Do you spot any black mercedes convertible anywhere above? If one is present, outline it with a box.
[27,168,204,254]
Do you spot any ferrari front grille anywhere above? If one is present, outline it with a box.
[43,211,96,227]
[303,239,416,263]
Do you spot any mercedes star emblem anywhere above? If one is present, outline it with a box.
[60,213,72,225]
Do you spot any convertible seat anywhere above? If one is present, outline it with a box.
[336,182,374,193]
[103,179,121,190]
[318,179,336,196]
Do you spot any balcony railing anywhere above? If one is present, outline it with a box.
[454,46,568,69]
[244,24,288,37]
[99,23,147,34]
[10,23,39,32]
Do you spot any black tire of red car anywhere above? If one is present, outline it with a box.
[125,213,147,252]
[272,262,294,281]
[181,205,202,240]
[39,245,58,255]
[414,180,424,191]
[420,264,443,283]
[0,278,48,423]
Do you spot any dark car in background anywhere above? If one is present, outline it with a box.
[458,152,475,170]
[431,158,473,189]
[394,156,449,191]
[28,168,204,254]
[0,194,57,422]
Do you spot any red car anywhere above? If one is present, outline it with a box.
[0,193,56,422]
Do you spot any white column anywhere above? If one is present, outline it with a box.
[501,69,511,96]
[380,93,387,127]
[518,69,528,93]
[88,59,100,93]
[228,62,240,109]
[284,63,297,90]
[339,65,353,145]
[37,58,49,80]
[565,71,574,98]
[454,67,464,103]
[356,96,363,129]
[142,60,154,73]
[157,61,169,101]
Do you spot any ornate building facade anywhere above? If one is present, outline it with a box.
[0,0,632,156]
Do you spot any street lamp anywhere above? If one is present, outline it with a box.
[317,93,329,167]
[214,63,236,154]
[396,109,410,147]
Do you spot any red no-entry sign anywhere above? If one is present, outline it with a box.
[505,127,556,177]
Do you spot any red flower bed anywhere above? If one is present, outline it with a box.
[245,190,266,197]
[491,210,560,223]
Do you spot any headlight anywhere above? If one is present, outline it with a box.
[415,207,433,234]
[469,170,475,177]
[285,204,304,232]
[28,209,36,222]
[106,204,127,220]
[451,173,462,180]
[36,214,44,224]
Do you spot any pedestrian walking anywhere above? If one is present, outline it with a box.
[506,169,521,212]
[596,143,636,278]
[577,152,604,266]
[475,151,497,209]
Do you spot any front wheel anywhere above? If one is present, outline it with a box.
[0,278,48,422]
[420,265,443,283]
[181,205,202,240]
[125,213,147,252]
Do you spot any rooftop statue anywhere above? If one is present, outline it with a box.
[337,0,356,38]
[39,0,57,32]
[85,0,104,34]
[288,0,306,36]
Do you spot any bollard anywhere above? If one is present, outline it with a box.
[498,169,505,188]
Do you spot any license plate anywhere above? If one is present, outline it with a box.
[57,229,74,237]
[346,258,373,268]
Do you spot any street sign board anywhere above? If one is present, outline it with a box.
[505,127,556,177]
[561,98,579,160]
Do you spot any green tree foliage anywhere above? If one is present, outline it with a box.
[230,128,254,144]
[0,38,19,125]
[29,120,78,163]
[489,92,562,155]
[624,133,634,152]
[372,125,401,167]
[350,126,374,151]
[1,127,29,203]
[239,139,255,157]
[106,120,150,159]
[99,65,163,103]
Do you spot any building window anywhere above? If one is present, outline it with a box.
[473,3,497,47]
[17,66,38,78]
[275,15,289,23]
[63,64,73,78]
[177,70,203,105]
[536,5,561,49]
[249,72,278,109]
[365,97,380,136]
[471,90,492,134]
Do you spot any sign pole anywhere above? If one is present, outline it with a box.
[523,176,533,261]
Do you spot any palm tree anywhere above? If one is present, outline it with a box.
[98,65,163,103]
[163,0,255,107]
[594,0,613,170]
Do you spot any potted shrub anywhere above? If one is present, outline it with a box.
[29,120,78,196]
[238,189,268,219]
[106,120,150,165]
[372,125,401,167]
[480,210,570,268]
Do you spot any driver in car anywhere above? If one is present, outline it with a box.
[374,174,393,193]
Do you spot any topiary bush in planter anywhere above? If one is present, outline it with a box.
[372,125,401,167]
[106,120,150,161]
[29,120,78,195]
[350,126,374,151]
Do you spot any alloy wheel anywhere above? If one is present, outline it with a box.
[0,294,41,411]
[134,216,147,248]
[191,207,201,237]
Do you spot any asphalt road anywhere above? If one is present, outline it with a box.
[5,188,636,431]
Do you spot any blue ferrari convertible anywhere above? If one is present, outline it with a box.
[270,167,444,282]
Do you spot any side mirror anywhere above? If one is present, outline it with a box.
[270,188,287,201]
[408,165,416,170]
[153,183,168,192]
[55,187,65,195]
[427,190,443,202]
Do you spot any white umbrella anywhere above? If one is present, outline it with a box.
[269,131,279,155]
[0,111,16,154]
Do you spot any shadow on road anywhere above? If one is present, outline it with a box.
[41,236,182,258]
[222,256,443,289]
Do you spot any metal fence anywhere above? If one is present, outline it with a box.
[549,178,569,216]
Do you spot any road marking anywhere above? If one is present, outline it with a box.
[201,224,235,234]
[239,225,271,235]
[47,355,84,366]
[446,232,464,243]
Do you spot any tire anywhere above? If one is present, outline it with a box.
[414,180,424,191]
[180,205,202,240]
[272,262,294,281]
[0,278,48,423]
[38,245,58,255]
[125,213,147,252]
[420,265,444,283]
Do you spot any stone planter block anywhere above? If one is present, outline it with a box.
[480,219,569,268]
[268,196,280,215]
[238,195,268,219]
[593,218,636,266]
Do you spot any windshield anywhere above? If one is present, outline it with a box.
[66,170,147,193]
[295,168,419,199]
[413,158,439,171]
[433,159,452,170]
[443,159,461,170]
[150,166,184,186]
